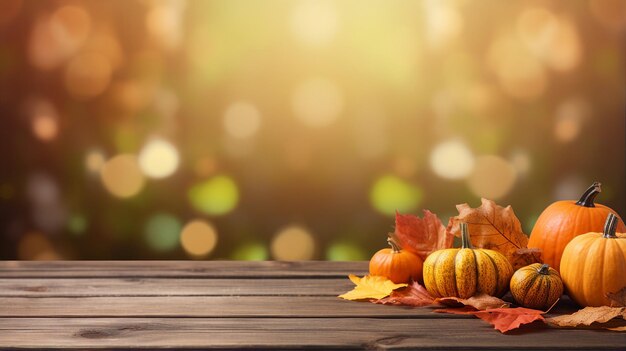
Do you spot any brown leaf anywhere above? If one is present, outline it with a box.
[435,306,545,333]
[394,210,454,261]
[436,293,510,310]
[606,286,626,307]
[447,198,541,270]
[376,280,436,307]
[547,306,626,329]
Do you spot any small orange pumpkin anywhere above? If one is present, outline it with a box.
[510,263,563,310]
[528,182,626,271]
[560,213,626,307]
[369,234,423,284]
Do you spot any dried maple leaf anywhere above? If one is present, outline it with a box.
[606,286,626,307]
[435,307,545,333]
[547,306,626,330]
[394,210,454,261]
[436,293,510,310]
[376,280,436,306]
[338,274,407,301]
[447,198,541,270]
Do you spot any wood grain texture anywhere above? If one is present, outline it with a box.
[0,295,451,318]
[0,261,623,350]
[0,278,354,297]
[1,318,624,350]
[0,261,368,278]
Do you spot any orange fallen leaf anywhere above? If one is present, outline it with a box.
[447,198,541,270]
[436,293,510,310]
[338,274,407,301]
[394,210,454,261]
[435,307,545,333]
[547,306,626,331]
[376,280,436,306]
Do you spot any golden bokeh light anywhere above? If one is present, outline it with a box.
[292,77,344,128]
[85,150,106,173]
[271,225,315,260]
[467,155,517,199]
[100,154,145,198]
[145,3,185,49]
[180,220,218,258]
[290,0,338,47]
[82,32,125,70]
[554,97,589,143]
[510,150,531,176]
[429,140,475,180]
[488,33,547,100]
[370,175,422,216]
[32,114,58,142]
[423,1,463,49]
[138,139,180,179]
[64,52,113,99]
[223,101,262,139]
[27,5,91,70]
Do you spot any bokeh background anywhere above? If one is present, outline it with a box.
[0,0,624,260]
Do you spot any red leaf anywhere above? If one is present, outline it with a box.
[473,308,545,333]
[435,307,545,333]
[394,210,454,261]
[376,280,436,307]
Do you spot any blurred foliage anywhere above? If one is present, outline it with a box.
[0,0,624,260]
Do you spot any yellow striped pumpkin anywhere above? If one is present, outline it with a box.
[510,263,563,310]
[423,223,513,298]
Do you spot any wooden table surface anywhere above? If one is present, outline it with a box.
[0,261,624,350]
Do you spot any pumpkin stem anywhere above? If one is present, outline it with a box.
[387,233,402,253]
[537,263,550,275]
[603,213,619,239]
[575,181,601,208]
[460,223,473,249]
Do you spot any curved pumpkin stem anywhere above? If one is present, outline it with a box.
[575,181,601,208]
[603,213,619,239]
[460,223,473,249]
[537,263,550,275]
[387,233,402,253]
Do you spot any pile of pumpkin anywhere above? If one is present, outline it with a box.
[369,182,626,309]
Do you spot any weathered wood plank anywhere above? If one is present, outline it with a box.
[0,278,354,297]
[0,296,450,318]
[0,261,368,278]
[0,318,623,350]
[0,295,582,318]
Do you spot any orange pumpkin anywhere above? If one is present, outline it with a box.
[369,234,423,283]
[528,182,626,271]
[560,213,626,307]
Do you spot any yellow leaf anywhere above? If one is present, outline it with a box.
[338,274,407,300]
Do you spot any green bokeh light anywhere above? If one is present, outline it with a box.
[67,214,87,236]
[144,213,181,252]
[369,175,422,216]
[188,175,239,215]
[326,242,367,261]
[231,242,268,260]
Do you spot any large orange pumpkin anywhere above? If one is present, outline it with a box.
[560,213,626,307]
[528,182,625,271]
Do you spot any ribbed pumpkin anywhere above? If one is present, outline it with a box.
[423,223,513,298]
[369,234,423,284]
[560,213,626,307]
[528,182,626,271]
[510,263,563,310]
